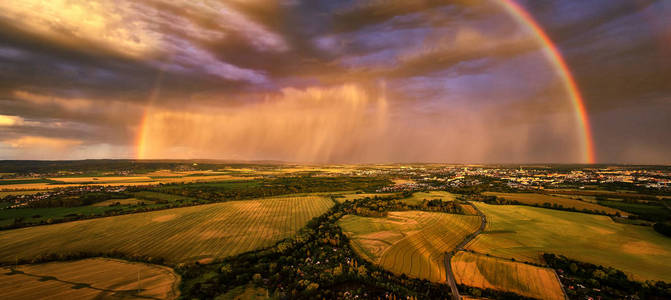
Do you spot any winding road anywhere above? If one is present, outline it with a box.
[444,202,487,300]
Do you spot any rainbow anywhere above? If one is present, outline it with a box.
[136,67,165,159]
[137,0,596,163]
[496,0,595,163]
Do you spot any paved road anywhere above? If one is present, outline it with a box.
[444,202,487,300]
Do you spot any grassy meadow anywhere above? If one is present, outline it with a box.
[0,196,333,264]
[338,211,481,282]
[0,258,179,299]
[483,192,626,215]
[451,251,564,300]
[467,202,671,282]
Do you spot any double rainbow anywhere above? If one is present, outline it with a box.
[137,0,596,163]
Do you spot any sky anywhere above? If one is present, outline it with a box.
[0,0,669,164]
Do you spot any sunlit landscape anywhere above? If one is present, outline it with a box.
[0,0,669,299]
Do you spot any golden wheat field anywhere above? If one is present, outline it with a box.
[451,251,564,300]
[0,258,180,300]
[482,192,627,215]
[0,196,333,264]
[338,211,480,282]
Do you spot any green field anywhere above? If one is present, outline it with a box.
[0,191,199,227]
[338,211,480,282]
[0,179,54,186]
[451,251,564,300]
[467,202,671,282]
[0,196,333,264]
[0,258,180,299]
[596,199,670,221]
[0,205,124,227]
[402,191,457,205]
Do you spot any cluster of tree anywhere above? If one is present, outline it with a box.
[446,175,520,194]
[479,195,520,205]
[595,198,671,222]
[543,253,671,299]
[338,196,464,217]
[25,192,132,208]
[418,199,463,213]
[457,284,533,300]
[155,176,391,202]
[536,202,612,216]
[653,222,671,237]
[3,250,166,268]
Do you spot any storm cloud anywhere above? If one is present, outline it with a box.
[0,0,669,163]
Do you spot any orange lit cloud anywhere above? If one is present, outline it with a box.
[138,84,583,163]
[0,115,24,126]
[3,136,82,149]
[139,84,389,162]
[13,90,93,112]
[0,0,158,58]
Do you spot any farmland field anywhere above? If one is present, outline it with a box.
[338,211,480,282]
[467,202,671,282]
[0,258,179,299]
[0,191,198,227]
[402,191,457,205]
[451,251,564,300]
[0,196,333,264]
[483,192,627,215]
[0,174,255,191]
[0,205,128,227]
